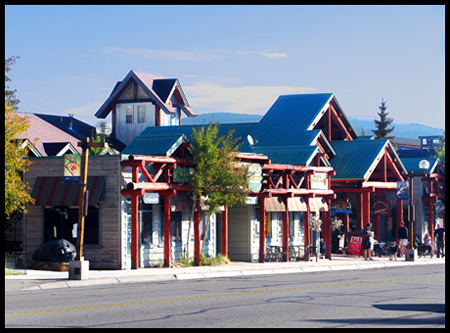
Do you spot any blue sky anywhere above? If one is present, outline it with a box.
[5,5,445,131]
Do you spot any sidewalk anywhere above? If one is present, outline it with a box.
[5,254,445,292]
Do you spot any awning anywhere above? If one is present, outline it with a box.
[265,197,286,212]
[31,176,106,206]
[309,197,329,212]
[287,197,308,212]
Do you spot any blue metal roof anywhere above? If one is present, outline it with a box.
[249,93,333,147]
[122,123,258,156]
[253,146,320,165]
[330,139,389,180]
[400,157,439,174]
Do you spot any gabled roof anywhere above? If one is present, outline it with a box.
[400,157,439,174]
[34,113,126,152]
[17,113,81,157]
[122,123,258,156]
[330,138,407,181]
[95,70,197,119]
[253,146,330,166]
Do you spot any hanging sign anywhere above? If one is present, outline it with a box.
[143,193,159,204]
[63,154,81,184]
[397,181,409,200]
[247,164,262,192]
[348,236,362,255]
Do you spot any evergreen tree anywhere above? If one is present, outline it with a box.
[372,98,395,140]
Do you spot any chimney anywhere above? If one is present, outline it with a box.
[68,113,74,130]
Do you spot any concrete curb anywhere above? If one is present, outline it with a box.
[6,259,444,291]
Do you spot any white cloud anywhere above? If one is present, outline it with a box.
[184,83,316,115]
[101,47,254,62]
[102,47,287,62]
[261,52,288,58]
[67,76,101,82]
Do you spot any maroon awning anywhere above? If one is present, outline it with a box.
[31,176,106,206]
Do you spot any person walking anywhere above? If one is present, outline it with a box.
[398,221,408,257]
[363,223,373,260]
[435,223,445,258]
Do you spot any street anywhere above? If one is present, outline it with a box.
[5,264,445,328]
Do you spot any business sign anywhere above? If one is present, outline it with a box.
[247,164,262,192]
[348,236,362,255]
[143,193,159,204]
[372,195,392,216]
[64,154,81,184]
[310,172,328,190]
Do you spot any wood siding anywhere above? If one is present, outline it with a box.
[23,156,124,269]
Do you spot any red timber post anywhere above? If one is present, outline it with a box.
[282,196,290,262]
[131,165,139,269]
[356,192,363,231]
[194,199,201,266]
[324,196,332,260]
[374,214,381,241]
[363,191,371,229]
[259,196,266,263]
[304,196,311,261]
[163,194,171,267]
[396,199,403,240]
[221,206,228,257]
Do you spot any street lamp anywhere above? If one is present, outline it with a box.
[69,121,110,280]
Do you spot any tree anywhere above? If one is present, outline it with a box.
[435,133,445,163]
[372,98,395,141]
[5,56,20,110]
[188,123,248,262]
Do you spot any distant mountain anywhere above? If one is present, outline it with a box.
[349,115,444,140]
[182,112,444,140]
[181,112,262,125]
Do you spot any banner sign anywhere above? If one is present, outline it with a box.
[64,154,81,184]
[397,181,409,200]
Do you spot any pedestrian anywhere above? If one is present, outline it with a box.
[363,223,373,260]
[423,233,433,257]
[435,223,445,258]
[398,221,408,257]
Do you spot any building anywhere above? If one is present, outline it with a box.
[21,70,443,269]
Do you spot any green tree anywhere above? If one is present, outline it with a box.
[435,133,445,163]
[188,123,248,262]
[372,98,395,141]
[5,57,35,216]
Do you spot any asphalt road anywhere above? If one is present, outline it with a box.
[5,264,445,328]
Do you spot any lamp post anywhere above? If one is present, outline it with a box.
[407,159,430,254]
[69,121,111,280]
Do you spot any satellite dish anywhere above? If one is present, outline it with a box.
[247,135,254,146]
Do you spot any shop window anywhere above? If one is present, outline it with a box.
[43,206,100,246]
[140,200,153,245]
[170,212,182,241]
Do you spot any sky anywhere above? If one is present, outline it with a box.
[5,5,445,131]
